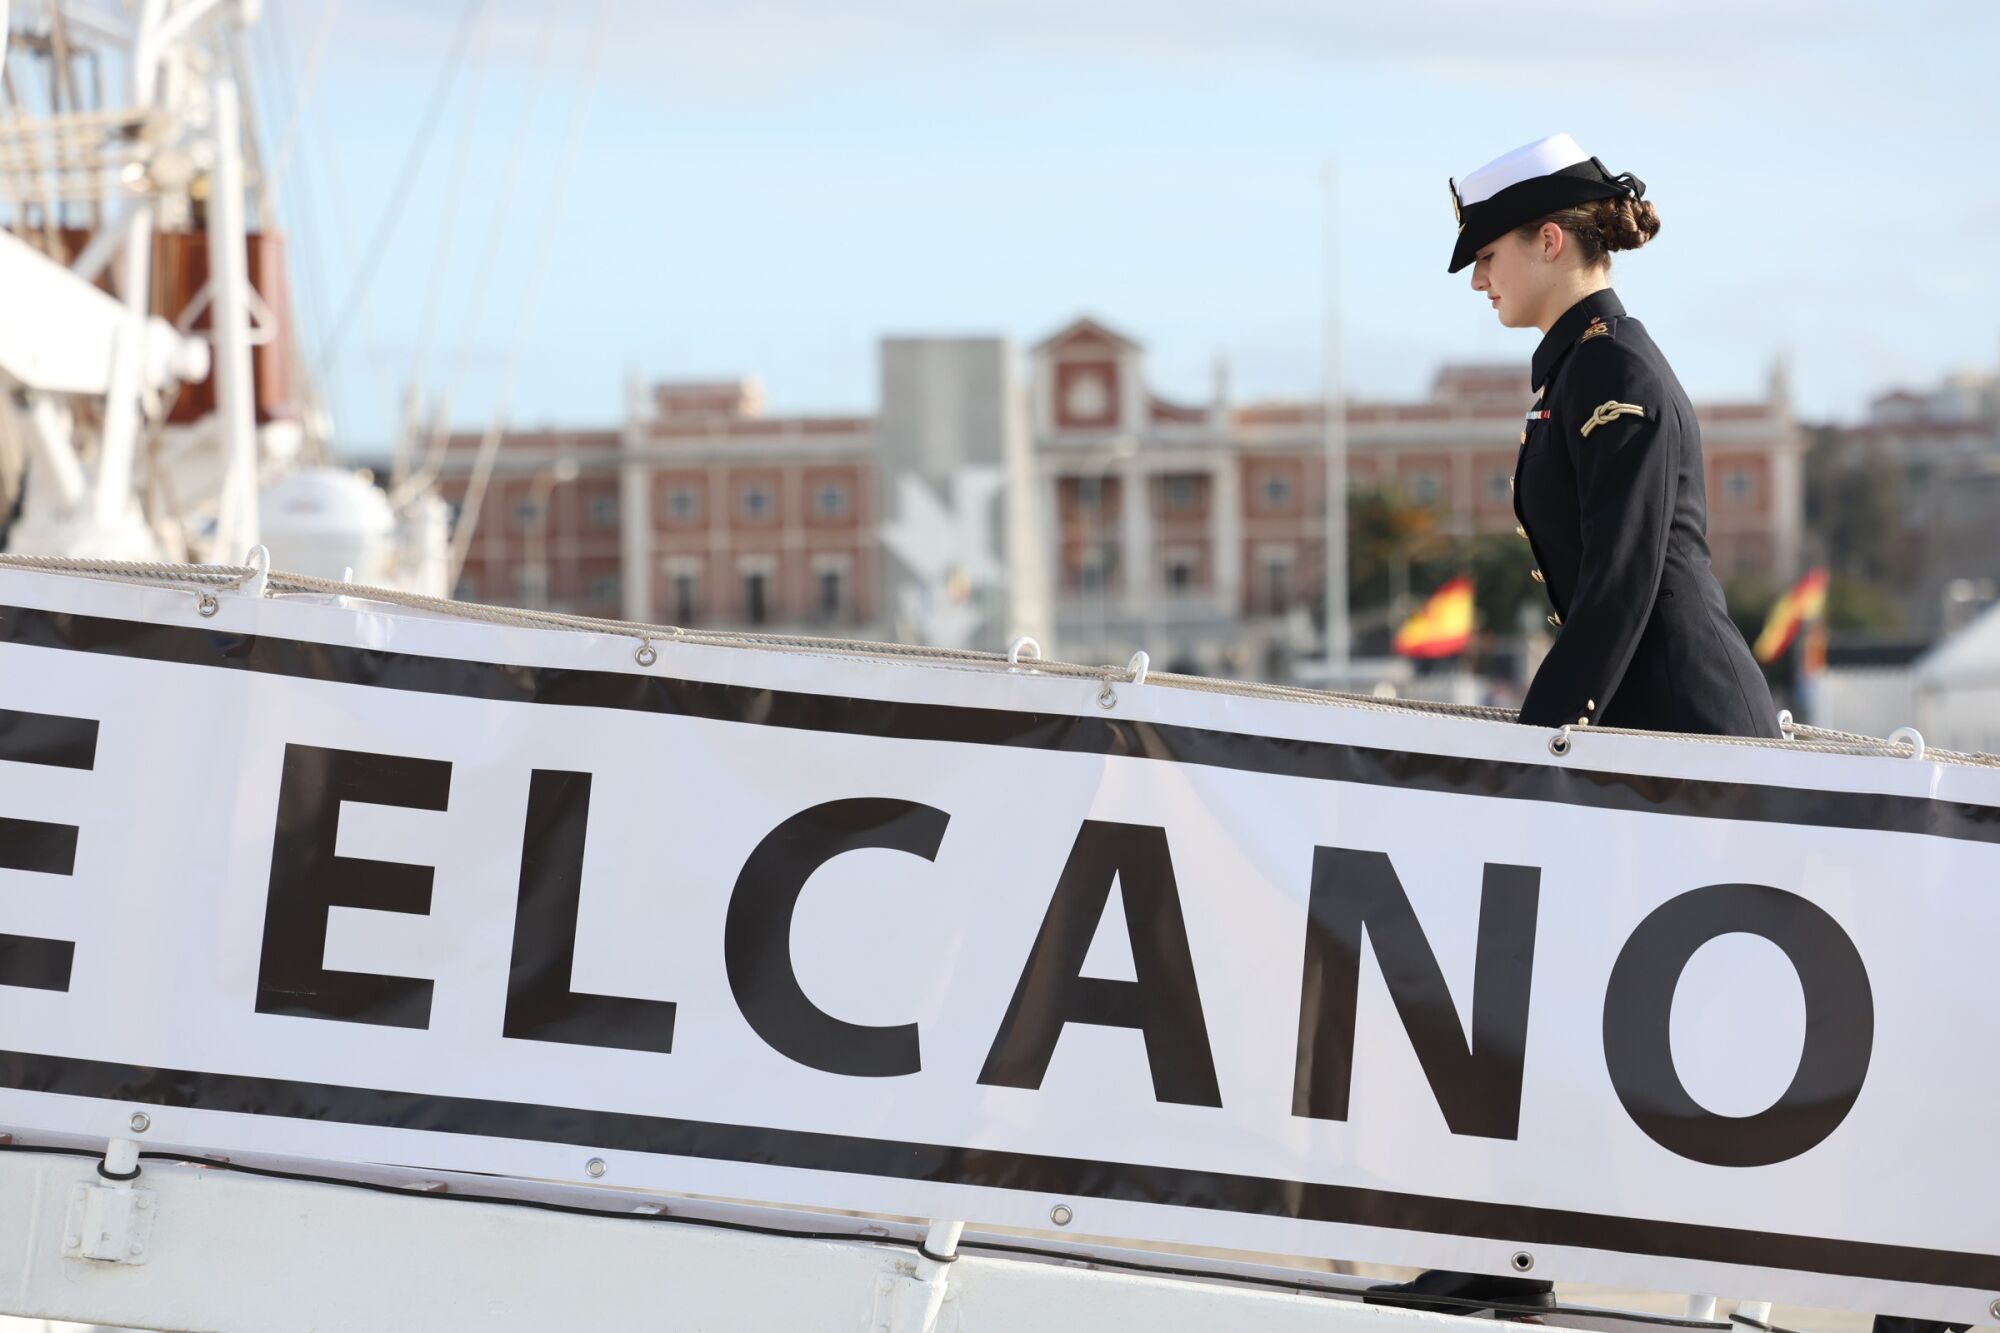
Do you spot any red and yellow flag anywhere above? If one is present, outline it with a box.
[1753,567,1829,664]
[1393,575,1474,659]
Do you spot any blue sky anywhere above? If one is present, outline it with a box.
[254,0,2000,453]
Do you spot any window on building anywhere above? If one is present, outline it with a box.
[454,576,479,602]
[1165,552,1196,595]
[744,569,770,625]
[1264,556,1293,614]
[589,495,618,528]
[1487,471,1513,503]
[814,483,849,518]
[666,487,699,522]
[1262,473,1292,509]
[1163,475,1199,512]
[516,568,548,609]
[1724,469,1756,503]
[1075,476,1104,515]
[590,574,620,605]
[1407,471,1442,506]
[671,569,700,625]
[1078,550,1106,594]
[818,567,845,621]
[515,499,544,530]
[742,486,773,521]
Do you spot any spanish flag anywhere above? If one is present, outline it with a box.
[1393,575,1475,659]
[1753,567,1829,664]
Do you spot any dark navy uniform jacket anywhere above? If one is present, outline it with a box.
[1514,289,1779,738]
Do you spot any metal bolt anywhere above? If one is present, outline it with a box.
[1511,1250,1535,1273]
[63,1233,79,1249]
[1049,1204,1074,1227]
[128,1112,151,1133]
[128,1243,144,1257]
[585,1157,607,1178]
[135,1195,152,1210]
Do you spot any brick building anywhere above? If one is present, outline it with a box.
[434,317,1805,677]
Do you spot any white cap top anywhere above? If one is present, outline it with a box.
[1455,133,1592,208]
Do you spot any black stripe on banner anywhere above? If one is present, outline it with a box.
[1,601,1997,846]
[0,815,78,876]
[0,938,74,991]
[0,707,98,770]
[0,1047,1991,1291]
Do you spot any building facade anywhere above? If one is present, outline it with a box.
[434,317,1806,677]
[1826,371,2000,637]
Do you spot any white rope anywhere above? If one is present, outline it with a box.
[3,553,1995,770]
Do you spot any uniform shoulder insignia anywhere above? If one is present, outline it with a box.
[1579,318,1612,343]
[1580,399,1647,438]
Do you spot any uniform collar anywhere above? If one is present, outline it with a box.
[1531,287,1625,393]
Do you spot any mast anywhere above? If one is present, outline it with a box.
[1320,160,1351,676]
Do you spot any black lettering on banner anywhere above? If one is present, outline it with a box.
[0,707,99,770]
[978,821,1222,1107]
[255,744,451,1029]
[504,770,678,1054]
[1292,849,1541,1139]
[725,797,951,1077]
[1602,882,1874,1168]
[0,707,99,992]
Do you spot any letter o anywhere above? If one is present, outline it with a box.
[1602,883,1873,1168]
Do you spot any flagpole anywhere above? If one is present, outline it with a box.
[1321,161,1351,679]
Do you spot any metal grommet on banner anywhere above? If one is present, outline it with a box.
[585,1157,607,1179]
[1097,677,1118,710]
[1888,725,1926,761]
[1511,1250,1535,1273]
[1049,1203,1074,1227]
[1125,650,1150,687]
[1987,1297,2000,1322]
[128,1112,151,1134]
[1548,726,1573,757]
[196,593,219,617]
[634,639,657,668]
[1006,635,1042,668]
[1776,708,1794,739]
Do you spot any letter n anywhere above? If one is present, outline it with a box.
[1292,848,1539,1139]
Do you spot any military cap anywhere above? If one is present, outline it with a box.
[1447,133,1645,273]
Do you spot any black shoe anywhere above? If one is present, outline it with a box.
[1365,1270,1556,1317]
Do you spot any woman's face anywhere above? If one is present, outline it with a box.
[1470,226,1552,329]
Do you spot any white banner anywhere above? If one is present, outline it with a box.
[0,565,1996,1322]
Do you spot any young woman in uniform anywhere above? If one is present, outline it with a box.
[1368,138,1956,1333]
[1367,132,1778,1319]
[1458,133,1777,740]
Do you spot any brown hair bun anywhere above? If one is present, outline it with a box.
[1587,195,1661,252]
[1515,195,1662,266]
